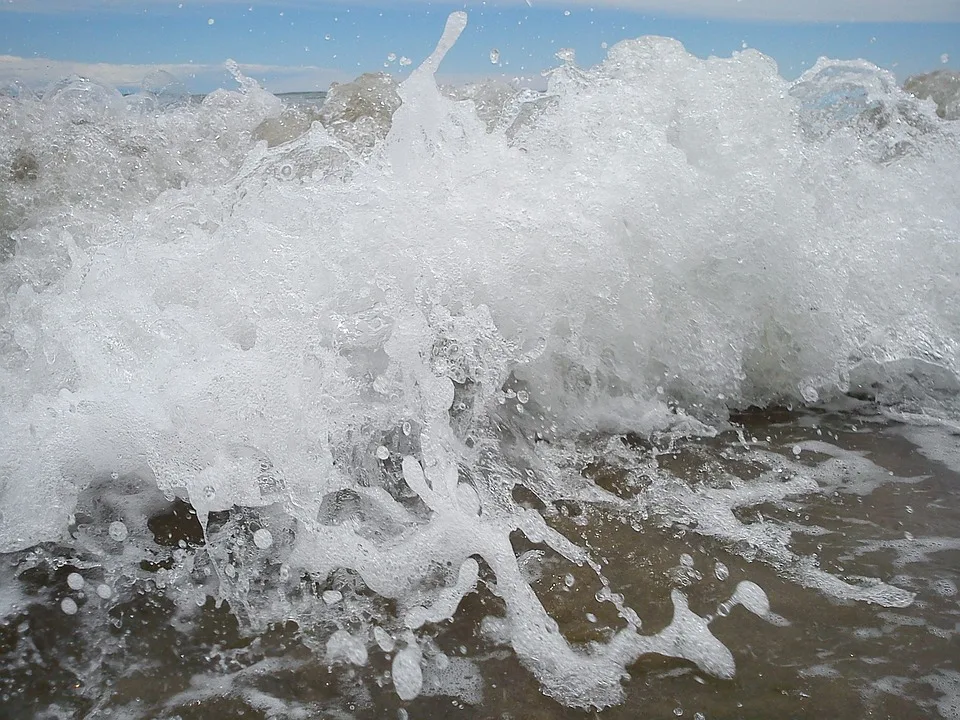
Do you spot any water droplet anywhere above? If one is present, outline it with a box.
[401,421,411,436]
[586,612,597,623]
[110,471,119,480]
[60,598,78,615]
[207,18,215,25]
[941,53,950,64]
[399,56,412,66]
[716,601,732,617]
[67,572,85,590]
[323,589,343,605]
[224,563,236,578]
[96,584,112,599]
[564,9,571,15]
[714,561,729,581]
[517,390,530,404]
[800,384,819,403]
[108,521,128,541]
[564,573,575,588]
[489,48,500,64]
[376,445,390,460]
[253,528,273,549]
[375,626,396,652]
[203,485,216,501]
[905,505,914,514]
[680,553,694,567]
[674,707,683,716]
[387,52,397,62]
[694,713,706,720]
[792,445,802,456]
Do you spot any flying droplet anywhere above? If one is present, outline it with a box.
[374,626,396,652]
[67,572,85,590]
[253,528,273,549]
[564,9,571,15]
[387,52,397,62]
[399,56,412,66]
[714,561,729,581]
[61,598,78,615]
[941,53,950,64]
[207,18,215,25]
[489,48,500,64]
[108,521,128,541]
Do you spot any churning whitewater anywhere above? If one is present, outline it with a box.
[1,10,959,714]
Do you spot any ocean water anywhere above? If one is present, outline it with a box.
[1,12,960,719]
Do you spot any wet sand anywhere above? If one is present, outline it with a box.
[1,408,958,719]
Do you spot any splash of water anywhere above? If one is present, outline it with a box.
[0,9,957,711]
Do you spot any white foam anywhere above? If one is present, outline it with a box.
[0,8,956,711]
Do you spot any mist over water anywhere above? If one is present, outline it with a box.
[1,11,959,717]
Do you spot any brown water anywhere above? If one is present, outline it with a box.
[1,408,958,720]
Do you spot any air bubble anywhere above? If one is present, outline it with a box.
[800,384,819,403]
[60,598,78,615]
[67,572,85,590]
[108,521,128,541]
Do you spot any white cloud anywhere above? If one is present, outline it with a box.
[1,0,959,22]
[0,55,351,93]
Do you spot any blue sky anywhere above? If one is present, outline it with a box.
[1,1,958,93]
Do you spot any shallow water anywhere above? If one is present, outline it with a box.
[1,408,959,719]
[2,11,960,719]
